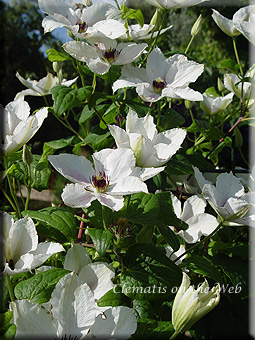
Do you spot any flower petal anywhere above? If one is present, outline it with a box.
[62,183,96,208]
[87,306,137,339]
[10,300,57,338]
[107,176,148,195]
[79,262,115,301]
[51,272,96,337]
[64,243,92,274]
[48,153,95,185]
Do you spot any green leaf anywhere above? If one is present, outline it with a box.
[51,86,92,116]
[158,108,185,130]
[124,100,151,116]
[43,136,76,151]
[46,48,72,62]
[8,155,51,191]
[14,268,70,304]
[212,254,248,298]
[181,255,223,283]
[217,59,240,73]
[205,86,220,97]
[83,132,110,146]
[87,228,113,256]
[166,154,193,175]
[131,319,174,340]
[22,207,77,241]
[0,324,16,340]
[121,4,144,27]
[79,105,94,124]
[233,126,243,148]
[99,106,118,130]
[120,243,182,300]
[133,300,153,320]
[0,311,13,329]
[97,288,130,307]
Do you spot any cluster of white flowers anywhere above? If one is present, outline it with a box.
[1,0,255,339]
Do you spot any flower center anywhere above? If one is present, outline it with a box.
[152,77,166,94]
[8,259,14,270]
[91,172,109,193]
[76,20,88,33]
[102,48,121,63]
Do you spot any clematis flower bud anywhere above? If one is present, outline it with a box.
[22,144,33,166]
[217,77,225,92]
[171,272,220,338]
[191,14,202,37]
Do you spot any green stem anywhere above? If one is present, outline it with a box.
[92,73,97,94]
[173,221,224,263]
[24,164,31,211]
[169,330,179,340]
[102,205,107,229]
[4,157,21,218]
[54,114,84,141]
[6,276,15,302]
[185,35,195,54]
[0,186,18,214]
[232,37,243,77]
[17,180,25,208]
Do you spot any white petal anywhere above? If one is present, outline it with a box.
[165,54,204,87]
[87,306,137,339]
[87,57,111,75]
[79,262,115,300]
[108,125,131,148]
[64,243,92,274]
[212,9,239,36]
[105,148,135,183]
[48,153,95,185]
[179,213,219,243]
[146,47,168,82]
[163,86,203,101]
[22,242,65,269]
[9,216,38,264]
[92,19,127,39]
[107,176,148,195]
[63,41,98,62]
[215,172,244,206]
[131,166,165,181]
[42,14,71,33]
[114,43,147,65]
[181,195,206,221]
[62,183,96,208]
[170,192,182,218]
[96,192,124,211]
[10,300,57,338]
[51,272,96,337]
[193,166,211,191]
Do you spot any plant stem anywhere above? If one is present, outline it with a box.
[169,330,179,340]
[6,276,15,302]
[102,205,107,229]
[185,35,195,55]
[4,157,21,218]
[173,221,224,263]
[232,37,243,77]
[78,212,86,242]
[0,186,18,213]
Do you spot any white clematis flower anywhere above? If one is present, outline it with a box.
[119,23,172,41]
[1,97,48,156]
[194,167,255,225]
[169,193,219,243]
[1,213,65,276]
[212,5,255,37]
[11,272,137,339]
[200,92,234,115]
[10,272,98,339]
[112,47,204,102]
[63,37,147,75]
[14,72,78,99]
[64,244,115,306]
[172,272,220,336]
[224,65,255,99]
[109,109,186,174]
[38,0,125,39]
[144,0,209,9]
[48,148,148,211]
[234,12,255,46]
